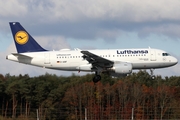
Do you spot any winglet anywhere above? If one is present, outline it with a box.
[9,22,47,53]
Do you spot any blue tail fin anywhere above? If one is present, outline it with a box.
[9,22,46,53]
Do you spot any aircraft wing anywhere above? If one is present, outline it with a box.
[81,51,114,69]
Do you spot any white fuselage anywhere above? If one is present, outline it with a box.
[7,48,178,73]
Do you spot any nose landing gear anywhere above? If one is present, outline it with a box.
[150,69,155,79]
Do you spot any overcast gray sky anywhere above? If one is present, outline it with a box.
[0,0,180,77]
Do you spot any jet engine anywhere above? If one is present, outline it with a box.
[110,62,132,74]
[77,64,92,71]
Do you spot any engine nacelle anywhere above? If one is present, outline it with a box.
[77,64,92,71]
[111,62,132,74]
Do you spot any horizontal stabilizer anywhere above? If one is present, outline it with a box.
[12,53,33,59]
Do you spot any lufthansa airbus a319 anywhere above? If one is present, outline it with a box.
[6,22,178,83]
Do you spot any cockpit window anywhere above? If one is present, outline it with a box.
[162,53,170,56]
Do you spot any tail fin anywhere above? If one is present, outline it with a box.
[9,22,46,53]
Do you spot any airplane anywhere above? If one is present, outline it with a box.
[6,22,178,83]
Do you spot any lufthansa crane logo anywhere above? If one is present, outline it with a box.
[15,31,29,45]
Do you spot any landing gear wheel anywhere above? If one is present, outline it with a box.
[151,75,155,80]
[93,75,101,83]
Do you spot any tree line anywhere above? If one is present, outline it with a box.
[0,71,180,120]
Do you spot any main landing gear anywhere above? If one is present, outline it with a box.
[93,71,101,83]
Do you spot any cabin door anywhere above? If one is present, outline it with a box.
[44,53,50,64]
[150,50,156,61]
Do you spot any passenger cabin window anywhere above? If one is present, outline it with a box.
[162,53,170,56]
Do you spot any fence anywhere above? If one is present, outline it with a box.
[0,107,180,120]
